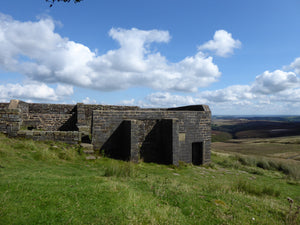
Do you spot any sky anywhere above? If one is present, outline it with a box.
[1,0,300,115]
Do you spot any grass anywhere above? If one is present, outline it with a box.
[212,151,300,180]
[212,136,300,160]
[0,133,300,224]
[212,131,233,142]
[234,179,281,197]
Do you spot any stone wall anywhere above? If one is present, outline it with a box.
[121,119,179,164]
[0,99,211,165]
[0,103,9,110]
[27,103,75,114]
[21,113,77,131]
[76,103,139,132]
[92,108,211,164]
[17,102,77,131]
[0,109,21,137]
[17,130,81,144]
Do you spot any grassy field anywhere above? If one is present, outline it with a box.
[0,134,300,224]
[212,136,300,161]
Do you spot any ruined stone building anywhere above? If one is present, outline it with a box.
[0,100,211,165]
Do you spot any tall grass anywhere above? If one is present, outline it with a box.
[213,152,300,180]
[0,133,83,165]
[103,160,135,177]
[234,179,280,197]
[236,155,300,180]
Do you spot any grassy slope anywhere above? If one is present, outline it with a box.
[212,137,300,160]
[212,118,300,139]
[0,134,300,225]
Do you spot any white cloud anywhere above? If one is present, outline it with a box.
[0,82,73,102]
[82,97,97,104]
[198,30,241,57]
[0,14,221,93]
[122,92,207,108]
[129,66,300,114]
[145,92,204,107]
[269,88,300,102]
[119,98,136,106]
[288,57,300,74]
[251,70,300,94]
[200,85,253,103]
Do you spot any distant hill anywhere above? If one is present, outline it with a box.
[213,115,300,122]
[212,116,300,140]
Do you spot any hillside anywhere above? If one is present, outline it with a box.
[0,134,299,224]
[212,116,300,140]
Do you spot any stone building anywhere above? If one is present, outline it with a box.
[0,99,211,165]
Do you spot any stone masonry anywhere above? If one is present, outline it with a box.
[0,99,211,165]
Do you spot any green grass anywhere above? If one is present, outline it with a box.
[0,134,300,224]
[212,131,233,142]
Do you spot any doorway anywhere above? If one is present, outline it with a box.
[192,142,204,165]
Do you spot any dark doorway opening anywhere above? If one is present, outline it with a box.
[140,119,173,165]
[192,142,204,165]
[101,121,131,161]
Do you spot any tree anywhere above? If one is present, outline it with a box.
[46,0,83,7]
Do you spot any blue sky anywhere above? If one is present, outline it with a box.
[1,0,300,115]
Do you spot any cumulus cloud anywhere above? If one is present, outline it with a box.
[120,92,207,108]
[288,57,300,74]
[200,85,253,102]
[0,13,222,93]
[198,30,241,57]
[144,92,206,107]
[251,70,300,94]
[0,82,73,102]
[127,66,300,114]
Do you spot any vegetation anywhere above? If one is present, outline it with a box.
[0,134,299,224]
[212,117,300,139]
[212,131,232,142]
[212,136,300,161]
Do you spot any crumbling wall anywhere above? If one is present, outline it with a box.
[20,102,77,131]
